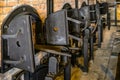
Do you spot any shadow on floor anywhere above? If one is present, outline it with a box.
[115,54,120,80]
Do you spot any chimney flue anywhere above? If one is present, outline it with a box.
[47,0,54,16]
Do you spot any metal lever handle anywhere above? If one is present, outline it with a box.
[2,28,23,39]
[4,58,24,65]
[67,17,82,24]
[39,48,71,57]
[69,34,82,41]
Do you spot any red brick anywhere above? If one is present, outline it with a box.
[0,8,3,14]
[19,0,31,4]
[0,14,6,23]
[54,3,63,11]
[19,0,46,4]
[40,13,46,22]
[65,0,71,3]
[31,1,39,5]
[7,1,18,7]
[3,7,12,14]
[0,23,1,28]
[37,9,45,14]
[38,0,46,4]
[54,0,64,3]
[33,5,46,14]
[0,0,83,25]
[0,1,6,7]
[39,4,46,10]
[0,22,2,29]
[0,28,1,35]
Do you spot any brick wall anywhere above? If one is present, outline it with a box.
[0,0,99,26]
[0,0,85,26]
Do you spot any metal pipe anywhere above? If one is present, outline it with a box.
[75,0,78,8]
[47,0,50,16]
[89,27,94,61]
[47,0,54,16]
[86,0,89,5]
[115,2,117,26]
[67,17,82,24]
[69,34,82,41]
[83,29,89,72]
[64,64,71,80]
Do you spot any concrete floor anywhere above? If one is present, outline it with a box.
[55,26,119,80]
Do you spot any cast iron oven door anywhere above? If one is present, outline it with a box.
[1,5,42,73]
[45,10,69,45]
